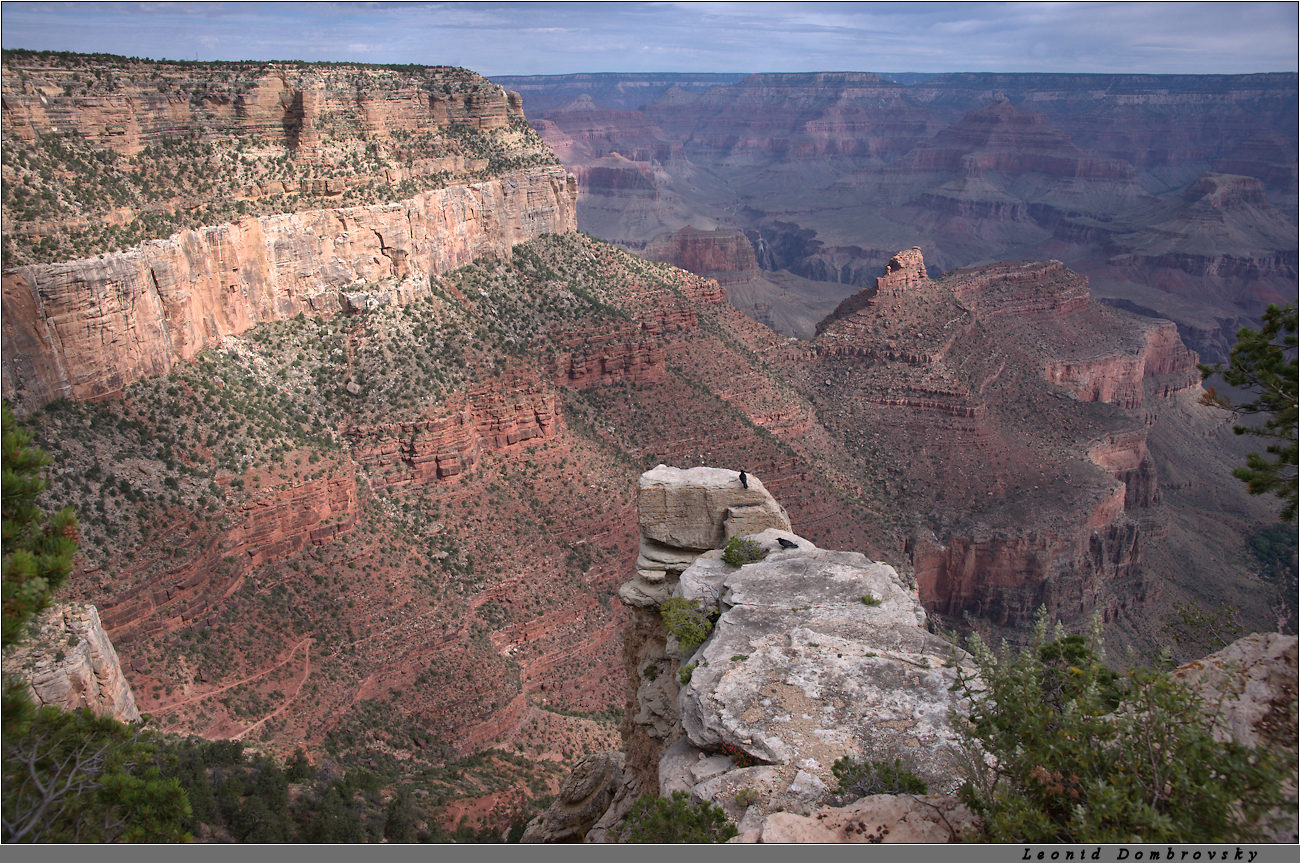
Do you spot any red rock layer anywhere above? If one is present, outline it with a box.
[947,260,1090,318]
[345,370,562,487]
[911,514,1145,628]
[550,329,668,387]
[874,246,929,297]
[1044,320,1200,409]
[1088,430,1159,509]
[547,263,726,389]
[643,226,761,286]
[98,459,361,643]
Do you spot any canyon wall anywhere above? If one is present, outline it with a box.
[810,247,1208,631]
[2,603,141,723]
[497,71,1297,362]
[2,167,577,413]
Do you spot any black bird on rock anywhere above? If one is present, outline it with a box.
[739,471,748,489]
[777,537,798,550]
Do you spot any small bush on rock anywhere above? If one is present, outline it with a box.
[613,791,738,843]
[660,596,714,653]
[831,756,928,802]
[721,535,767,567]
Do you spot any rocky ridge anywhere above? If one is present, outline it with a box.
[2,52,560,265]
[3,167,577,413]
[497,71,1297,362]
[2,602,141,723]
[529,466,977,843]
[809,247,1214,631]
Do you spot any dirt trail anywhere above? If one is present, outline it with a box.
[234,639,312,740]
[151,636,313,717]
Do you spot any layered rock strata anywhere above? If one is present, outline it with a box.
[2,167,577,413]
[620,464,791,609]
[812,247,1205,630]
[503,71,1297,361]
[2,603,141,722]
[346,370,561,488]
[643,227,762,287]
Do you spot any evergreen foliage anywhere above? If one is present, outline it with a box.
[659,596,714,654]
[2,700,191,842]
[952,612,1295,842]
[830,756,928,803]
[614,791,738,843]
[1199,303,1299,522]
[2,401,78,649]
[151,736,423,843]
[721,534,767,567]
[1,403,193,843]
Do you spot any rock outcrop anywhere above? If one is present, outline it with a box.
[346,369,562,488]
[3,167,578,413]
[1174,633,1299,752]
[520,751,627,843]
[621,465,791,608]
[643,227,761,287]
[1175,633,1300,843]
[2,603,141,723]
[758,795,978,843]
[595,467,971,843]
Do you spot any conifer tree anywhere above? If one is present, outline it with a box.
[1199,303,1299,522]
[2,401,78,649]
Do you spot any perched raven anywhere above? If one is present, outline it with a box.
[739,470,748,489]
[777,537,797,549]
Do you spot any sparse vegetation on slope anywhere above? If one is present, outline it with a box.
[1,51,558,264]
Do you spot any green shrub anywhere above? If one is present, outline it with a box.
[953,612,1295,842]
[614,791,738,843]
[831,756,928,802]
[860,594,881,606]
[721,535,767,567]
[660,596,714,653]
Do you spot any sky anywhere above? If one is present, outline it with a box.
[0,1,1296,76]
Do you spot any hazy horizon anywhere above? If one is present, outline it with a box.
[1,2,1296,76]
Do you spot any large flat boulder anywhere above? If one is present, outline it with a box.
[622,465,791,608]
[672,528,969,803]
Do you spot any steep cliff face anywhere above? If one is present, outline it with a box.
[642,226,760,286]
[2,603,141,722]
[345,370,562,488]
[1044,319,1201,410]
[1,52,578,416]
[809,248,1216,630]
[1,53,558,264]
[3,167,577,413]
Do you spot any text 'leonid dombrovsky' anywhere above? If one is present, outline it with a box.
[1022,849,1260,862]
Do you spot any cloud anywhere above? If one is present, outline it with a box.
[0,1,1293,74]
